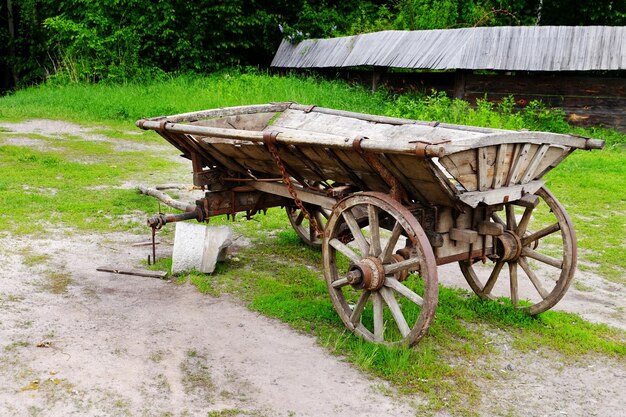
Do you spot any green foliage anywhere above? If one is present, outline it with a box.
[3,0,625,89]
[387,90,570,132]
[394,0,488,30]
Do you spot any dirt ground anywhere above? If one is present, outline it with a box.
[1,120,624,417]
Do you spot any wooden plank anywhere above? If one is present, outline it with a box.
[531,146,570,181]
[493,143,509,188]
[506,143,532,186]
[477,221,504,236]
[97,266,168,279]
[458,180,545,208]
[145,103,291,124]
[250,181,337,209]
[449,228,479,244]
[477,147,489,191]
[521,144,550,183]
[193,112,277,131]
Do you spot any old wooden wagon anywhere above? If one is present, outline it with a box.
[137,102,604,346]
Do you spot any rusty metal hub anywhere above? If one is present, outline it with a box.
[390,253,410,281]
[347,256,386,291]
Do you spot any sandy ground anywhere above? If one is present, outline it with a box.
[1,120,624,417]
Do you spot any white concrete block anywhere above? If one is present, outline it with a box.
[171,222,233,275]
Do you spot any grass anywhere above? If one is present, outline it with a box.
[0,132,180,234]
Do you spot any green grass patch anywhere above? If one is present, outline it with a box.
[0,138,179,234]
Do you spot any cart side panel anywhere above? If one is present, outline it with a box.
[439,143,571,192]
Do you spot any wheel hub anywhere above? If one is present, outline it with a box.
[347,257,386,291]
[494,231,523,261]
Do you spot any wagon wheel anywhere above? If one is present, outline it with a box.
[286,204,329,248]
[459,186,576,315]
[322,192,438,346]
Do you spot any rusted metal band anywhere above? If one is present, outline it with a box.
[137,119,148,130]
[263,130,280,147]
[414,142,446,158]
[158,120,168,132]
[303,105,316,113]
[415,142,428,158]
[352,136,367,151]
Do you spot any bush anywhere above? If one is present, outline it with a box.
[386,90,571,132]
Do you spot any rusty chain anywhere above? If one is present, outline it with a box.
[264,132,324,238]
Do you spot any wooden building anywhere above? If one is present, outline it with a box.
[271,26,626,131]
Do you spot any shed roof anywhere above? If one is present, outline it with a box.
[271,26,626,71]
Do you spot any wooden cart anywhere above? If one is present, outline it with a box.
[137,102,604,346]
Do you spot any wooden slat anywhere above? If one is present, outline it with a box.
[477,147,489,191]
[506,143,532,186]
[521,144,550,183]
[493,143,509,188]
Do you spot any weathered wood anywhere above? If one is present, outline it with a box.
[458,180,545,208]
[138,103,291,125]
[477,221,504,236]
[449,228,479,244]
[250,181,337,209]
[97,266,168,279]
[137,186,195,212]
[513,193,540,208]
[493,143,509,188]
[477,146,489,191]
[506,143,532,186]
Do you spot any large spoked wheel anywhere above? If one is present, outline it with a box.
[459,186,577,315]
[322,192,438,346]
[286,204,329,248]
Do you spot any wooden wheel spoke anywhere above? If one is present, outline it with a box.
[372,292,384,342]
[518,257,550,299]
[483,261,505,295]
[522,223,560,245]
[522,248,563,269]
[381,221,403,263]
[314,210,326,227]
[342,210,370,256]
[509,262,519,306]
[367,204,381,257]
[491,212,506,227]
[329,238,361,263]
[384,277,423,306]
[294,210,305,226]
[384,257,421,275]
[515,207,533,236]
[380,287,411,338]
[506,204,517,230]
[349,291,370,325]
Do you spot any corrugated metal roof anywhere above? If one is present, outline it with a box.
[271,26,626,71]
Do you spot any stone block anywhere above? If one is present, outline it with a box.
[171,222,233,274]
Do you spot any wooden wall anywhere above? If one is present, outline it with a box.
[309,68,626,132]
